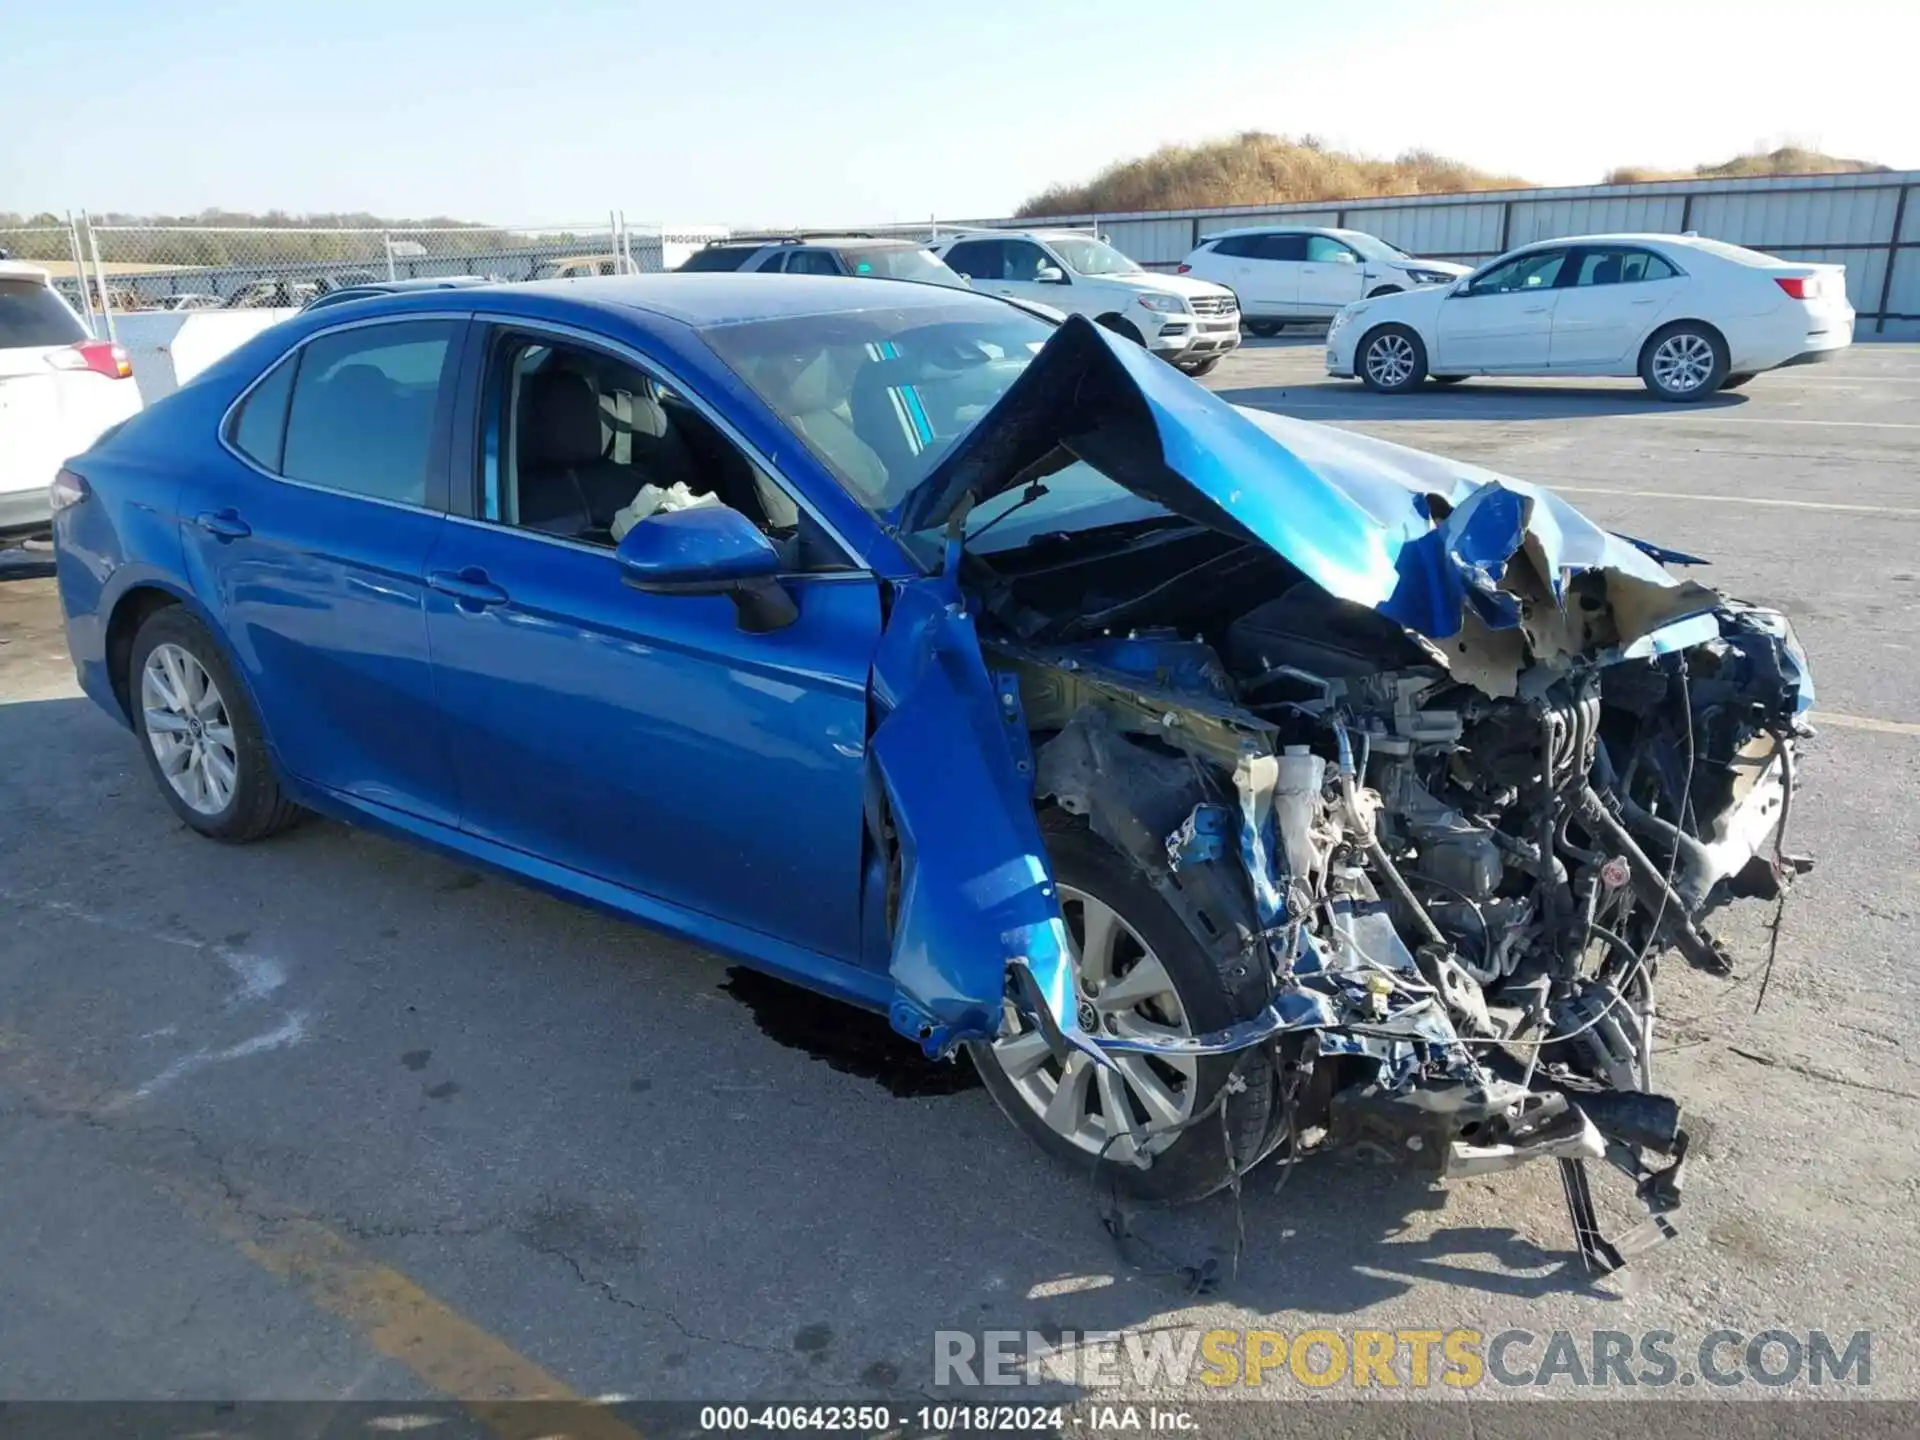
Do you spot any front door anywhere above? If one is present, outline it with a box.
[1297,234,1367,316]
[422,326,879,963]
[1432,247,1570,371]
[177,316,468,825]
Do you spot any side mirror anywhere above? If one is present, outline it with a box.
[615,506,797,632]
[1034,264,1067,284]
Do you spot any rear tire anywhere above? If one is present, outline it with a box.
[1356,323,1428,393]
[971,815,1274,1204]
[1640,321,1728,401]
[128,607,303,843]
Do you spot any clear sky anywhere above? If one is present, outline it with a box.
[3,0,1913,226]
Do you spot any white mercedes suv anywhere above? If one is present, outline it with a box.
[932,230,1240,375]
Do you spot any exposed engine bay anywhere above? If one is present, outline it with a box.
[967,512,1812,1273]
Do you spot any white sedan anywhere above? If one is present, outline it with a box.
[1326,233,1855,401]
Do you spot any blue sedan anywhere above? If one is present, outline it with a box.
[54,274,1811,1218]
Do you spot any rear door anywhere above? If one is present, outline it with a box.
[1243,233,1307,314]
[1433,247,1569,371]
[177,315,468,824]
[1549,246,1685,368]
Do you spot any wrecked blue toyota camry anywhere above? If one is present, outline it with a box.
[58,279,1811,1269]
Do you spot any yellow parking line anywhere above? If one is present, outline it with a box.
[0,1029,641,1440]
[1811,710,1920,738]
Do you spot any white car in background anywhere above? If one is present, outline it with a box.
[0,261,142,535]
[932,230,1240,375]
[1326,233,1855,401]
[1179,226,1469,334]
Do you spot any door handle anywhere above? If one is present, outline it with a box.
[1631,297,1659,305]
[194,509,251,541]
[1523,304,1550,313]
[427,568,509,608]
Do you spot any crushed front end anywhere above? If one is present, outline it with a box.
[872,318,1815,1270]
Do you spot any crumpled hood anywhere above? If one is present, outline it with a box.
[897,315,1717,655]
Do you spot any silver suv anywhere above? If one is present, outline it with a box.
[676,234,969,288]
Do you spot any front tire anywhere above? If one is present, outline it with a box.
[1640,322,1728,401]
[1357,324,1428,393]
[1096,314,1144,346]
[129,607,302,842]
[971,816,1274,1204]
[1244,319,1281,338]
[1182,356,1223,377]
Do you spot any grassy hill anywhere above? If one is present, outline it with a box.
[1014,134,1527,217]
[1603,146,1891,185]
[1015,136,1890,217]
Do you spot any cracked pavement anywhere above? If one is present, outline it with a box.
[3,343,1919,1408]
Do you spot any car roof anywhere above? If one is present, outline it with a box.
[349,272,1005,328]
[355,275,491,293]
[1203,224,1354,240]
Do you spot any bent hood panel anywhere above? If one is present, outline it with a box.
[898,315,1712,646]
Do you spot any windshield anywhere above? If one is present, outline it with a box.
[1341,231,1413,262]
[701,299,1055,512]
[1047,236,1142,277]
[844,245,969,288]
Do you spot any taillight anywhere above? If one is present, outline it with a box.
[1175,262,1192,274]
[49,467,91,515]
[1775,275,1818,300]
[48,340,133,379]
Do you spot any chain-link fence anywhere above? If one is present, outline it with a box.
[1,213,747,337]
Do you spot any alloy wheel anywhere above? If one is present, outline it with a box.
[1651,331,1716,393]
[987,885,1197,1165]
[1365,332,1416,387]
[141,642,238,816]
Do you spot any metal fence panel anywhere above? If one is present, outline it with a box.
[1506,193,1688,247]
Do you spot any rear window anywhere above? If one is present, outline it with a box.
[0,278,89,349]
[678,246,758,272]
[1682,238,1780,267]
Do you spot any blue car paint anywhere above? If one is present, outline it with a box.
[51,276,1790,1067]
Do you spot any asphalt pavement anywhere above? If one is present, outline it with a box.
[3,342,1918,1424]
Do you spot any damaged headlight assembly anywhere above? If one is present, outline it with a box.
[872,315,1816,1275]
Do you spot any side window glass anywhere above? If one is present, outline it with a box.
[228,351,298,471]
[756,251,788,273]
[275,320,457,506]
[1305,235,1356,264]
[1002,242,1049,282]
[1574,249,1628,286]
[943,241,1000,281]
[1621,251,1677,282]
[1212,236,1257,259]
[1472,251,1566,294]
[787,250,842,276]
[492,337,840,570]
[1255,234,1309,262]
